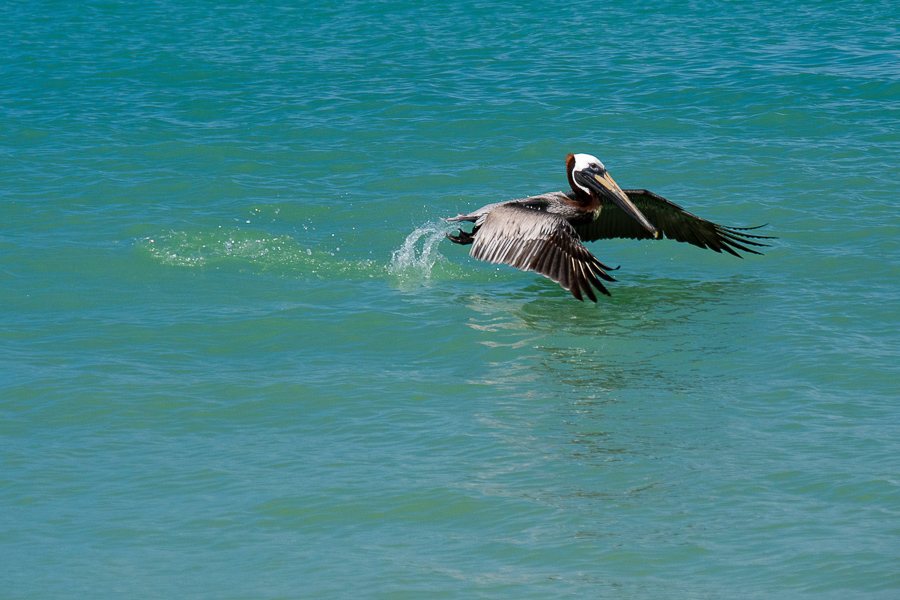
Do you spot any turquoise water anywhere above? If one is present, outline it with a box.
[2,0,899,597]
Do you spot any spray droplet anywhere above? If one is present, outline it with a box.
[390,221,451,280]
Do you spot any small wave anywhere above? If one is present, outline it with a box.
[138,230,309,269]
[138,228,381,280]
[138,222,457,283]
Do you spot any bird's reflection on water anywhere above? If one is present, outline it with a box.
[461,274,761,343]
[456,276,761,519]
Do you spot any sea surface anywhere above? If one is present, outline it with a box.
[2,1,899,598]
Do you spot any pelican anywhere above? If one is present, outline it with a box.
[445,153,772,301]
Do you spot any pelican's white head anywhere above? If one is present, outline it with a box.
[565,152,659,237]
[569,153,606,196]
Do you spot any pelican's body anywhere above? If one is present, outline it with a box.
[445,153,771,302]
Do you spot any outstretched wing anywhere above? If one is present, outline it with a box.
[575,189,773,257]
[470,204,617,302]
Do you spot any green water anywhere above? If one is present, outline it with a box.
[2,1,899,598]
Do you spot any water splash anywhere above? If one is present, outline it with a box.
[389,221,454,281]
[137,221,458,284]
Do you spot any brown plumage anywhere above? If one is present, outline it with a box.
[445,153,772,301]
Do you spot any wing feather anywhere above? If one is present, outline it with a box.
[575,189,774,257]
[470,204,616,301]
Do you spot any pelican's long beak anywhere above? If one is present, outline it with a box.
[577,168,659,238]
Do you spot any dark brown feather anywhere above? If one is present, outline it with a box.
[469,204,615,302]
[575,188,773,257]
